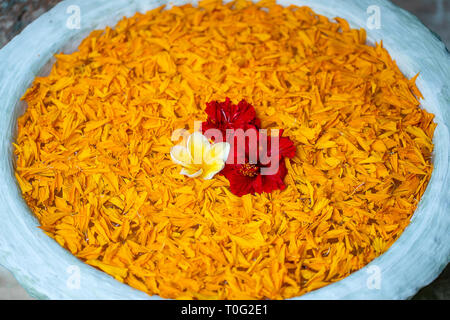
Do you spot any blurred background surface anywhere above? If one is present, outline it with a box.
[0,0,448,300]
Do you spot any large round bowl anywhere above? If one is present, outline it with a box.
[0,0,449,299]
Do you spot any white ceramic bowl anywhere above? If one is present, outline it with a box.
[0,0,449,299]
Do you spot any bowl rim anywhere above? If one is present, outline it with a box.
[0,0,449,300]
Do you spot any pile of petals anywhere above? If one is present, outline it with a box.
[201,98,296,196]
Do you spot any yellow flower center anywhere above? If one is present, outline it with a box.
[239,163,259,177]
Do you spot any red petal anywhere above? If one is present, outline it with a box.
[204,101,219,123]
[222,165,256,196]
[203,98,260,137]
[279,136,296,158]
[252,174,264,194]
[261,161,287,193]
[235,100,257,123]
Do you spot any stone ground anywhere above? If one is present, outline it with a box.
[0,0,448,300]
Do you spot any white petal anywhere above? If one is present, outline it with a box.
[202,161,225,180]
[205,142,230,164]
[170,145,192,165]
[180,167,203,178]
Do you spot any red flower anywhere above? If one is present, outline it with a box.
[221,161,289,197]
[201,98,296,196]
[221,129,296,196]
[201,98,261,140]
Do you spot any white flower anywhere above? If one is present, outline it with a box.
[170,132,230,180]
